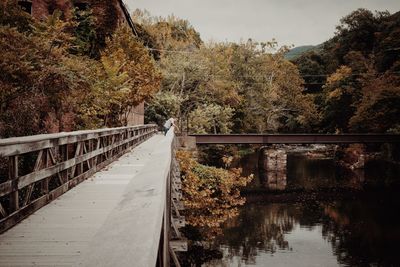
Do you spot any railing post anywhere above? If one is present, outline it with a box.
[163,171,171,267]
[8,155,19,212]
[60,145,69,184]
[41,150,50,195]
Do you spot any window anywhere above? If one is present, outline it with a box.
[17,1,32,14]
[74,2,88,11]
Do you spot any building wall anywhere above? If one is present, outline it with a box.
[28,0,128,24]
[30,0,72,20]
[127,102,145,126]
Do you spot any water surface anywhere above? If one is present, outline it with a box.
[205,151,400,267]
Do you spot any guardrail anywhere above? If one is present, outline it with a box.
[0,125,158,233]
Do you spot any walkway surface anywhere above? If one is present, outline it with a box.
[0,133,169,266]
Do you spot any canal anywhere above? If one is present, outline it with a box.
[204,148,400,267]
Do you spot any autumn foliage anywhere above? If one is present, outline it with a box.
[294,9,400,133]
[137,10,319,134]
[0,1,160,137]
[176,150,253,239]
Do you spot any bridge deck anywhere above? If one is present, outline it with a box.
[0,134,169,267]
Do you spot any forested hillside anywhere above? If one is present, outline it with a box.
[293,9,400,133]
[284,45,317,60]
[1,3,399,137]
[135,10,318,134]
[141,8,399,134]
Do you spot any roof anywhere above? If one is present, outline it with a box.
[117,0,138,36]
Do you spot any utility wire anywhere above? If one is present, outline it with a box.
[145,46,400,55]
[166,71,400,80]
[147,48,195,54]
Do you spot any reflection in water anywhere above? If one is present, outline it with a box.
[206,152,400,267]
[265,171,287,190]
[261,147,288,191]
[286,153,366,191]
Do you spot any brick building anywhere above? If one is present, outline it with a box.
[17,0,135,26]
[17,0,145,126]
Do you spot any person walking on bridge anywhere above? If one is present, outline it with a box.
[163,117,178,135]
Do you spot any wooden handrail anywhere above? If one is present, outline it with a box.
[0,125,156,156]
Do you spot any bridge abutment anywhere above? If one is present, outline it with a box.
[262,146,288,190]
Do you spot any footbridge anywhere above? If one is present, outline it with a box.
[0,125,185,266]
[189,133,400,179]
[190,133,400,144]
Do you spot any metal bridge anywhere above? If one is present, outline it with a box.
[0,125,185,267]
[190,133,400,144]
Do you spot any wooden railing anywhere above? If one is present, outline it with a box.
[0,125,158,233]
[73,126,186,267]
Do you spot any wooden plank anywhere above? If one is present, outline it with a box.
[22,183,35,207]
[40,150,49,195]
[0,125,155,146]
[170,240,188,252]
[17,134,144,189]
[9,156,19,212]
[70,142,82,178]
[0,194,48,233]
[171,200,182,216]
[171,217,182,239]
[47,148,64,185]
[0,181,12,198]
[0,203,7,217]
[60,144,69,184]
[172,216,185,228]
[94,138,101,166]
[170,246,182,267]
[0,125,157,157]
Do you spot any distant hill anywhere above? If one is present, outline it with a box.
[284,45,317,60]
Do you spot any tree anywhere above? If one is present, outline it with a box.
[349,74,400,133]
[230,41,319,133]
[144,91,185,125]
[70,8,97,57]
[319,66,359,133]
[291,9,400,133]
[90,24,161,126]
[0,9,92,136]
[132,9,202,52]
[333,9,389,64]
[176,150,253,239]
[189,104,234,134]
[0,3,161,136]
[0,0,33,32]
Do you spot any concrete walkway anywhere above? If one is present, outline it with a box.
[0,134,168,266]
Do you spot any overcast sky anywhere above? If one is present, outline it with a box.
[125,0,400,47]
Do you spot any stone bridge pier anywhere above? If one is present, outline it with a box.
[261,146,287,190]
